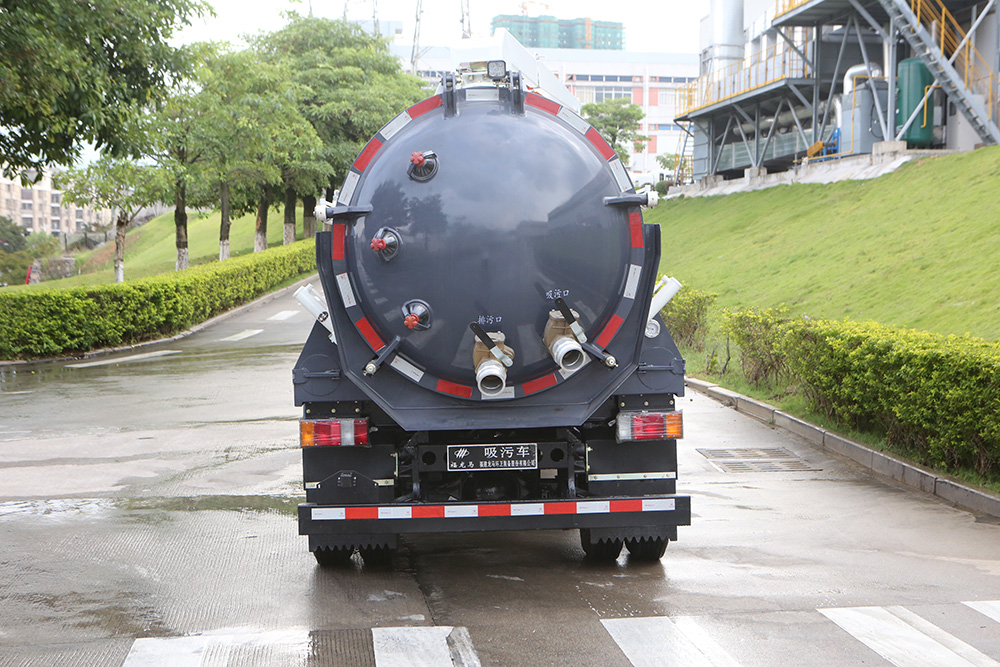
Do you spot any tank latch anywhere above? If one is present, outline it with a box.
[408,151,438,182]
[370,227,401,261]
[401,299,432,330]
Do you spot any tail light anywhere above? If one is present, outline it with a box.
[300,418,370,447]
[616,411,683,442]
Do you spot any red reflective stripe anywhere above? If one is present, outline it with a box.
[332,223,346,260]
[437,379,473,398]
[353,137,383,172]
[544,502,576,515]
[586,127,616,160]
[478,504,511,517]
[629,211,643,249]
[355,317,385,352]
[408,96,443,118]
[522,373,558,395]
[412,505,445,518]
[346,507,378,520]
[610,499,643,513]
[595,314,624,349]
[525,93,561,115]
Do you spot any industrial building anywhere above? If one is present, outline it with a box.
[490,15,625,50]
[0,171,111,236]
[677,0,1000,184]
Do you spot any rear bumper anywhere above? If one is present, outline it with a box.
[299,495,691,536]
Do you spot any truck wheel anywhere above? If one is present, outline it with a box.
[314,546,354,567]
[625,537,668,561]
[359,545,394,566]
[580,529,623,562]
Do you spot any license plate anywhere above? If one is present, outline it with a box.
[447,444,538,471]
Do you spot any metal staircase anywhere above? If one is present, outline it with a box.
[672,123,695,185]
[877,0,1000,145]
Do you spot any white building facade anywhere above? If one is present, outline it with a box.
[0,171,112,236]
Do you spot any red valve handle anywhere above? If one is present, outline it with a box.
[404,313,420,329]
[410,151,426,167]
[370,237,387,251]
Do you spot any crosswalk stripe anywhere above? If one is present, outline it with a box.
[964,601,1000,625]
[217,329,262,342]
[267,310,299,321]
[65,350,181,368]
[601,616,739,667]
[819,606,1000,667]
[371,626,480,667]
[123,630,311,666]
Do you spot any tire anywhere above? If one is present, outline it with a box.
[359,545,394,567]
[580,529,623,562]
[625,536,668,561]
[314,546,355,567]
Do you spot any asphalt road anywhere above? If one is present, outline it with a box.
[2,282,1000,666]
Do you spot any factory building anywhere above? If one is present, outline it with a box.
[490,15,625,50]
[677,0,1000,183]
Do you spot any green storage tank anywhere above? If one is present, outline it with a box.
[896,58,935,148]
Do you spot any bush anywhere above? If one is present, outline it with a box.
[722,306,790,386]
[660,286,716,350]
[0,239,316,360]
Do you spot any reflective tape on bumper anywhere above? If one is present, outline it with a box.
[311,497,676,521]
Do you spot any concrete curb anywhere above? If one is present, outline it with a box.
[685,377,1000,520]
[0,274,318,370]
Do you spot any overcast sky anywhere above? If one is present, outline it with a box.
[176,0,711,54]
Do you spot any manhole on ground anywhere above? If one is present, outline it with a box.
[697,447,822,473]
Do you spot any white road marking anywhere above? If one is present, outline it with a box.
[820,606,1000,667]
[217,329,262,342]
[964,600,1000,625]
[601,616,738,667]
[65,350,181,369]
[372,626,480,667]
[267,310,299,321]
[123,629,311,666]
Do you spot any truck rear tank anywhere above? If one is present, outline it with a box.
[292,62,690,565]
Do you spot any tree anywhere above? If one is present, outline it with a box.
[0,0,208,180]
[252,15,427,236]
[581,98,648,166]
[60,157,160,283]
[0,216,27,254]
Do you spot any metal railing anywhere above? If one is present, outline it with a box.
[675,37,812,116]
[773,0,812,18]
[908,0,999,122]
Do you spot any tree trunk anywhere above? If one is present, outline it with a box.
[283,185,296,245]
[113,211,128,283]
[219,181,231,261]
[303,193,317,238]
[254,185,271,253]
[174,179,189,271]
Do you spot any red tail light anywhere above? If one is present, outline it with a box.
[300,418,370,447]
[616,411,683,442]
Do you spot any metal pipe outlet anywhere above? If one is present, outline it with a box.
[549,335,585,372]
[476,358,508,397]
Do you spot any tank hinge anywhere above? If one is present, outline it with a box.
[363,335,402,376]
[442,73,457,117]
[511,71,524,115]
[316,202,374,223]
[603,191,651,208]
[292,368,342,384]
[638,359,685,375]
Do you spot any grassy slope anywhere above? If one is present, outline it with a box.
[17,205,303,289]
[648,146,1000,339]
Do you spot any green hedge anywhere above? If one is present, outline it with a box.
[660,286,717,351]
[723,309,1000,477]
[0,240,316,360]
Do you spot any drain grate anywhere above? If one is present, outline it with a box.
[697,447,821,473]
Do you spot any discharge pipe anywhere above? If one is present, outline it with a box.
[644,277,682,338]
[543,309,586,373]
[294,284,336,343]
[473,332,515,397]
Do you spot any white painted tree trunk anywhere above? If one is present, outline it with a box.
[254,231,267,253]
[283,222,295,246]
[176,247,189,271]
[219,240,230,261]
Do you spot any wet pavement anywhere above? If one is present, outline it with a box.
[2,284,1000,666]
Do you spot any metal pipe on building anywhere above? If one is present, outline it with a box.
[709,0,745,71]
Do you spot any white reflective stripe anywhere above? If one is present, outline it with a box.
[964,600,1000,624]
[589,472,677,482]
[338,170,360,204]
[378,506,411,519]
[609,158,632,191]
[373,479,395,487]
[511,503,545,516]
[480,386,516,400]
[380,111,411,140]
[623,264,642,300]
[576,500,611,514]
[312,507,346,521]
[641,498,676,511]
[558,106,590,134]
[465,88,499,101]
[336,273,356,308]
[389,356,425,382]
[820,606,1000,667]
[444,505,479,518]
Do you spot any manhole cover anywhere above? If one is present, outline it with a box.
[697,447,821,473]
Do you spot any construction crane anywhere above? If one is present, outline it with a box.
[460,0,471,38]
[410,0,423,75]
